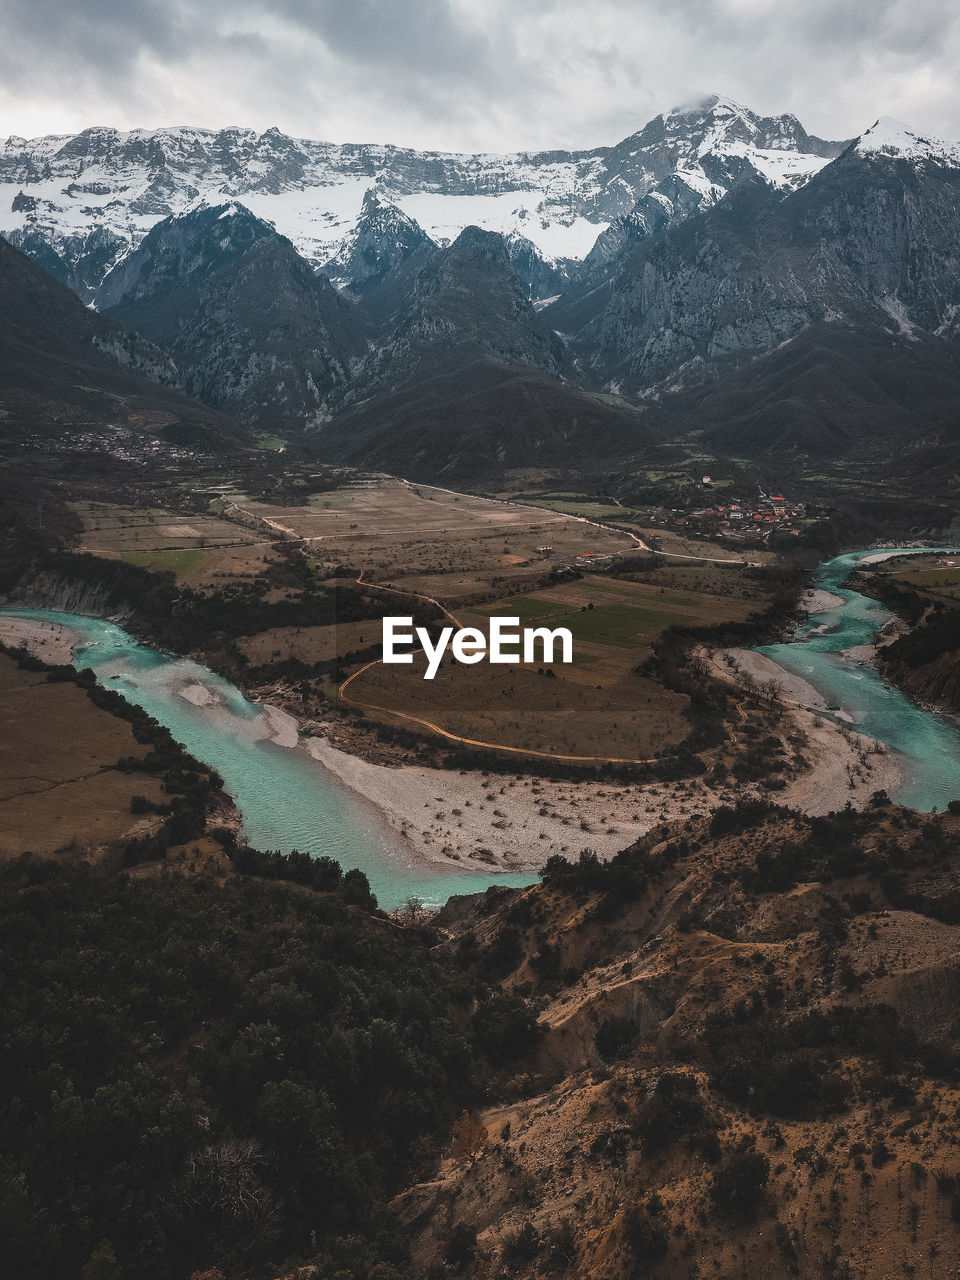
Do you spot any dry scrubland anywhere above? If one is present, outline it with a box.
[397,804,960,1279]
[0,652,165,854]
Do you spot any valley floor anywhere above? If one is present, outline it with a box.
[0,611,906,876]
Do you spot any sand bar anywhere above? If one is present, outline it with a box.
[0,616,82,665]
[800,588,845,614]
[305,734,733,872]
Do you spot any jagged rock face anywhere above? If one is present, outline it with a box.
[0,96,844,300]
[503,232,569,300]
[585,93,842,225]
[6,222,128,297]
[578,173,721,279]
[321,188,435,292]
[94,202,277,309]
[565,123,960,391]
[342,224,562,407]
[0,236,245,448]
[327,194,567,310]
[98,204,366,429]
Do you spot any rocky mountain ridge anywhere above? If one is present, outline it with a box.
[0,235,247,450]
[0,95,844,300]
[549,115,960,401]
[96,203,367,430]
[7,99,960,488]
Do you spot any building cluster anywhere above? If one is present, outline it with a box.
[15,429,206,466]
[665,488,806,541]
[547,551,616,574]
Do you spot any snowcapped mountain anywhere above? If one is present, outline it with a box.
[320,188,436,292]
[541,107,960,467]
[853,116,960,164]
[0,95,844,301]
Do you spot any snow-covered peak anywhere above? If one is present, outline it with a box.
[667,93,754,123]
[321,187,435,290]
[0,98,848,301]
[854,117,960,164]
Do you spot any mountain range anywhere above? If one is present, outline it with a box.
[4,96,960,490]
[0,95,843,300]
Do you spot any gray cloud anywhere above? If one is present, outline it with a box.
[1,0,960,150]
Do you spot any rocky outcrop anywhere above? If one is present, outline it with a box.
[321,188,436,293]
[562,119,960,392]
[3,571,131,618]
[96,203,366,430]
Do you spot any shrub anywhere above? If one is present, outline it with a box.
[595,1016,638,1062]
[710,1150,770,1220]
[472,994,541,1063]
[444,1223,478,1267]
[624,1207,668,1259]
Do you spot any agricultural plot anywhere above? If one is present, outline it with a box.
[71,500,271,585]
[885,555,960,600]
[230,478,630,599]
[526,497,632,518]
[0,655,165,855]
[65,476,773,765]
[343,645,690,760]
[341,574,758,760]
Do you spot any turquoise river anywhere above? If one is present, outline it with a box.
[3,546,959,907]
[757,547,960,811]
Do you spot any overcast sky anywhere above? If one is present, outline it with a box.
[2,0,959,150]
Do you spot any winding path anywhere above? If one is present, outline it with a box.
[336,569,753,768]
[217,477,748,765]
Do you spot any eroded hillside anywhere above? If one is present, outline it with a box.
[398,800,960,1279]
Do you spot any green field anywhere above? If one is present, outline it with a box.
[583,580,710,607]
[482,597,578,621]
[253,431,287,451]
[533,499,629,517]
[121,549,206,575]
[482,595,690,647]
[565,604,688,646]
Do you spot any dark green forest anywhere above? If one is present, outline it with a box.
[0,858,488,1280]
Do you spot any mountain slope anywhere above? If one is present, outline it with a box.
[323,364,663,483]
[552,117,960,399]
[97,203,366,430]
[672,323,960,460]
[0,237,247,449]
[399,800,960,1279]
[320,188,436,293]
[314,224,654,480]
[342,225,562,399]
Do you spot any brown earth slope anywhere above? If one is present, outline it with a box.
[397,799,960,1280]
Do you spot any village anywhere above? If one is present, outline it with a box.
[10,426,215,468]
[647,479,808,545]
